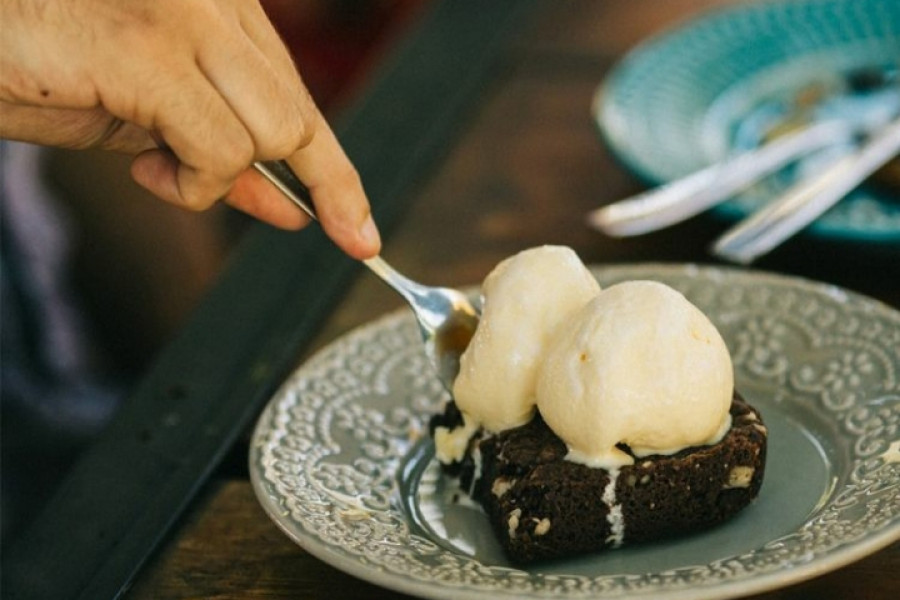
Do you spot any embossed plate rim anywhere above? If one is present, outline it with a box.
[250,263,900,600]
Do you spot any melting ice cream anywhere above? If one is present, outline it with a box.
[452,245,600,432]
[536,280,733,468]
[448,246,734,469]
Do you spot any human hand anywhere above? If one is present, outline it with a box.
[0,0,380,259]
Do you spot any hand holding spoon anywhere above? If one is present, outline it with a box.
[254,160,479,391]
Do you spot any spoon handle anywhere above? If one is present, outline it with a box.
[253,160,424,301]
[253,160,318,220]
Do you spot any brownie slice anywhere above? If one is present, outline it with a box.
[430,393,767,563]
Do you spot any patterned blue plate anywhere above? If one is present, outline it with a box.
[594,0,900,242]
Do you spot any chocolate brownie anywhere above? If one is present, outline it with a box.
[430,393,767,563]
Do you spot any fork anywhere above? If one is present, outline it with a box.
[587,84,900,237]
[712,117,900,263]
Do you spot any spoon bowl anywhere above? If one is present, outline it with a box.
[254,160,479,391]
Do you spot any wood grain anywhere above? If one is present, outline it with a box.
[127,481,417,600]
[127,481,898,600]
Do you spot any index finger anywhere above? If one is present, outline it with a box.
[283,110,381,260]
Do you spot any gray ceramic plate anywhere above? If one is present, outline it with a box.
[593,0,900,242]
[250,264,900,599]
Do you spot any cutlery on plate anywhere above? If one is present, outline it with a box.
[254,160,479,391]
[587,85,900,237]
[711,117,900,264]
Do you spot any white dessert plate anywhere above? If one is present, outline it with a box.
[250,264,900,600]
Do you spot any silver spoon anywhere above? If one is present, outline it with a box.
[253,160,479,391]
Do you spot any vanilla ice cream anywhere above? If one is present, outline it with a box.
[449,247,734,471]
[452,246,601,432]
[536,281,733,468]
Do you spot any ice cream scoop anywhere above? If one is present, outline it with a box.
[536,280,733,469]
[452,246,600,432]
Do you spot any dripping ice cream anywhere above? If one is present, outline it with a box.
[445,245,734,468]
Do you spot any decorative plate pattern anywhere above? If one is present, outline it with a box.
[593,0,900,242]
[250,264,900,599]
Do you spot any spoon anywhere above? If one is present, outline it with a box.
[253,160,480,391]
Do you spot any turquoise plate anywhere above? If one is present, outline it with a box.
[593,0,900,242]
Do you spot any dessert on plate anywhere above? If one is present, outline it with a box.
[430,246,767,563]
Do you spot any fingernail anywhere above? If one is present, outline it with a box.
[359,213,381,249]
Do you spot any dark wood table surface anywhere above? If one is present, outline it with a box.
[13,1,900,599]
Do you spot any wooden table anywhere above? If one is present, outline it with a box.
[8,1,898,599]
